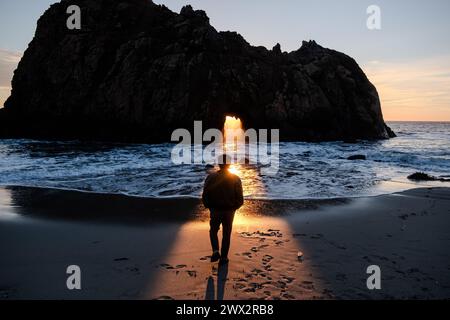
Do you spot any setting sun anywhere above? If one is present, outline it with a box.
[224,116,242,130]
[223,115,244,153]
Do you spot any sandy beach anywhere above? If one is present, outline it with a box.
[0,185,450,300]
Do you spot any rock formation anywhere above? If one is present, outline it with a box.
[0,0,395,142]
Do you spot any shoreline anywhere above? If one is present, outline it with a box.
[1,176,449,202]
[1,185,450,299]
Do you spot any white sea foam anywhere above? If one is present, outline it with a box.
[0,122,449,199]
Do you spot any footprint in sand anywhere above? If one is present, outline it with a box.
[251,268,264,275]
[159,263,186,270]
[281,275,295,284]
[263,264,273,272]
[239,231,254,238]
[155,295,174,300]
[251,244,270,253]
[275,280,287,289]
[262,254,274,264]
[249,282,264,290]
[322,289,334,298]
[281,292,295,299]
[299,281,315,291]
[293,233,307,237]
[328,241,347,250]
[234,283,246,290]
[186,270,197,277]
[126,266,140,275]
[251,269,268,278]
[240,230,283,239]
[114,257,129,261]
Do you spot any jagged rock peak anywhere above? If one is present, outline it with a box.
[180,4,209,22]
[272,43,282,54]
[0,0,394,142]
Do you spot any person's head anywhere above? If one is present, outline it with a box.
[218,154,232,171]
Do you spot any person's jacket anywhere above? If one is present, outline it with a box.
[202,169,244,210]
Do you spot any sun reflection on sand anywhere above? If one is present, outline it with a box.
[144,116,320,299]
[144,208,313,300]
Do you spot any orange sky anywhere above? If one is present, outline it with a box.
[363,56,450,122]
[0,49,21,109]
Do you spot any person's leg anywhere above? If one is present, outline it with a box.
[220,210,235,260]
[209,210,221,258]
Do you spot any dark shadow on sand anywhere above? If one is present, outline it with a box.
[0,185,205,299]
[205,264,229,300]
[5,185,206,225]
[282,188,450,299]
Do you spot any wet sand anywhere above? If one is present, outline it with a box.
[0,186,450,299]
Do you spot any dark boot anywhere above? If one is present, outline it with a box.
[211,251,221,263]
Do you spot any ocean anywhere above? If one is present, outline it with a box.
[0,122,449,199]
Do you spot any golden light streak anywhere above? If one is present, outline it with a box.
[221,116,266,199]
[223,116,244,152]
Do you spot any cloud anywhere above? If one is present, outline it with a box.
[0,48,22,107]
[363,56,450,121]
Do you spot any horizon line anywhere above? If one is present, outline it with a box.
[385,119,450,122]
[0,106,449,123]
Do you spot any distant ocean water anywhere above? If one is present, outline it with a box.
[0,122,449,199]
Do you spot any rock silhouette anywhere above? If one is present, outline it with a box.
[0,0,395,142]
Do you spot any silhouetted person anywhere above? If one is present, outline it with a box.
[202,155,244,265]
